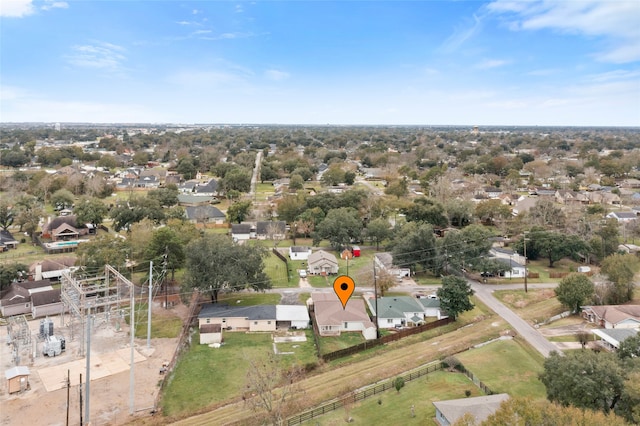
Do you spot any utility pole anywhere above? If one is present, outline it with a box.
[130,274,135,415]
[66,370,70,426]
[373,259,380,339]
[523,232,528,293]
[84,315,91,425]
[147,261,153,349]
[79,374,83,426]
[163,247,169,310]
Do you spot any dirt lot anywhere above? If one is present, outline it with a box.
[1,303,185,426]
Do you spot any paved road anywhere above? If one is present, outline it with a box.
[269,280,561,358]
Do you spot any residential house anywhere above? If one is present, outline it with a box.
[365,295,426,329]
[418,296,447,320]
[198,304,277,334]
[492,257,526,279]
[482,186,502,199]
[619,178,640,189]
[51,223,80,241]
[308,250,339,275]
[311,293,376,340]
[433,394,510,426]
[31,288,66,318]
[289,246,312,261]
[256,221,286,240]
[231,223,252,241]
[185,205,226,225]
[194,179,218,196]
[0,230,19,251]
[41,216,88,240]
[606,211,638,223]
[582,305,640,329]
[29,257,76,281]
[555,190,579,205]
[374,252,410,279]
[511,196,537,216]
[275,305,310,329]
[0,280,53,317]
[592,328,639,351]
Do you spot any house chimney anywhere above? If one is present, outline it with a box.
[36,263,43,281]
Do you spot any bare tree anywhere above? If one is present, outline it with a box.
[245,351,303,425]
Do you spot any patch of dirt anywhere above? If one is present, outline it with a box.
[1,301,186,426]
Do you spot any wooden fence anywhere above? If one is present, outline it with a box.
[320,317,454,362]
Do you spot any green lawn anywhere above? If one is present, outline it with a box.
[318,331,366,355]
[274,329,318,367]
[456,338,546,399]
[301,370,483,425]
[263,251,295,288]
[493,289,565,324]
[125,303,183,339]
[161,332,273,416]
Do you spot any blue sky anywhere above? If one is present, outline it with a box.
[1,0,639,126]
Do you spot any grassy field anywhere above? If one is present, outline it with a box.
[301,370,483,425]
[493,289,565,324]
[161,332,273,416]
[318,331,366,355]
[456,338,546,399]
[263,251,295,288]
[125,303,183,339]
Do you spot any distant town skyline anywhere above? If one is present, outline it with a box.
[1,0,639,126]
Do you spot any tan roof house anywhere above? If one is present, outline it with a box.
[311,293,376,340]
[582,305,640,329]
[308,250,339,275]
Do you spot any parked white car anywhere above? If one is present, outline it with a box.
[298,269,307,278]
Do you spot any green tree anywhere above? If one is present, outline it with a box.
[227,200,252,224]
[365,217,392,250]
[0,263,28,292]
[221,168,251,194]
[474,199,512,225]
[402,197,448,228]
[618,334,640,360]
[110,196,165,231]
[0,200,15,231]
[391,222,437,274]
[315,207,362,250]
[601,253,639,304]
[76,234,130,271]
[445,199,474,228]
[147,186,179,207]
[50,189,75,210]
[289,174,304,191]
[147,227,185,281]
[540,350,625,414]
[184,234,271,303]
[74,197,109,228]
[555,273,594,313]
[276,195,306,224]
[176,157,197,179]
[436,275,474,320]
[385,178,408,199]
[320,164,345,186]
[393,376,405,393]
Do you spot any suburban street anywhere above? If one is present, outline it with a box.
[269,279,561,358]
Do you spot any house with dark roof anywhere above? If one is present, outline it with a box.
[177,193,215,206]
[29,257,77,281]
[433,394,510,426]
[231,223,252,241]
[31,288,65,318]
[289,246,312,260]
[606,211,638,223]
[185,205,226,225]
[198,304,277,334]
[0,230,19,251]
[194,179,218,196]
[256,221,286,240]
[41,215,89,240]
[0,280,53,317]
[365,295,426,329]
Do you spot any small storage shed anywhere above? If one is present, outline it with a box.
[352,246,361,257]
[5,366,30,394]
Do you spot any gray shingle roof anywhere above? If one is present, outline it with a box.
[198,304,276,321]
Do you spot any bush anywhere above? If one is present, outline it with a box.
[442,356,462,371]
[465,389,472,397]
[394,376,405,393]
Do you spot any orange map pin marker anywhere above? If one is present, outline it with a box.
[333,275,355,309]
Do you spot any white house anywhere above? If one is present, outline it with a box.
[417,296,447,320]
[493,257,526,279]
[606,211,638,223]
[289,246,312,261]
[365,295,425,329]
[592,328,638,351]
[582,305,640,329]
[231,224,252,241]
[307,250,339,275]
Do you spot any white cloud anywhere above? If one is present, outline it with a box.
[488,0,640,63]
[475,59,510,69]
[235,4,243,14]
[66,41,126,71]
[264,69,290,81]
[41,1,68,11]
[0,0,35,17]
[440,13,484,52]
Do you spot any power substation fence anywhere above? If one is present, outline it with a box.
[286,362,444,426]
